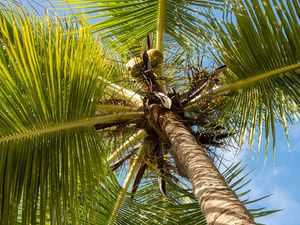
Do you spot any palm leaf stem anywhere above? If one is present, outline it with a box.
[0,112,143,143]
[98,76,143,107]
[110,147,138,171]
[186,63,300,109]
[156,0,165,52]
[108,144,146,225]
[107,129,147,164]
[156,0,165,88]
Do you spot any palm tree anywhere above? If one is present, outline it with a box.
[0,0,298,224]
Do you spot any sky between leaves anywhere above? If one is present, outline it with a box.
[225,124,300,225]
[8,1,300,224]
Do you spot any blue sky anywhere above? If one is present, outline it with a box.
[224,123,300,225]
[12,1,300,224]
[254,123,300,225]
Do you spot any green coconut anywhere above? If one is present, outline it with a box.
[126,49,163,77]
[126,56,144,77]
[146,49,163,67]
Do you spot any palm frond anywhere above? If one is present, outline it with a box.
[77,172,179,225]
[169,160,279,224]
[0,10,127,223]
[99,76,144,108]
[82,160,278,225]
[54,0,228,53]
[196,0,300,158]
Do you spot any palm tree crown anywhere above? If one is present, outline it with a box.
[0,0,299,224]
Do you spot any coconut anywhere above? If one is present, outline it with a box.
[126,56,144,77]
[126,49,163,77]
[146,49,163,67]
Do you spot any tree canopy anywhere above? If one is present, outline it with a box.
[0,0,299,224]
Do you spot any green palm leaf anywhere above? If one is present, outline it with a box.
[192,0,300,158]
[0,1,289,224]
[80,160,277,225]
[0,10,136,223]
[54,0,227,53]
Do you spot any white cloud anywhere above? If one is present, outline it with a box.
[246,166,300,225]
[214,133,300,225]
[255,187,300,225]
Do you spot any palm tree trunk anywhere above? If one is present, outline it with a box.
[149,105,255,225]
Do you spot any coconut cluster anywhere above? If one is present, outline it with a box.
[126,49,163,77]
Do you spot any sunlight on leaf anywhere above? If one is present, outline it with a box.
[0,9,114,223]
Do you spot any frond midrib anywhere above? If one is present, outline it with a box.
[188,62,300,107]
[0,112,143,143]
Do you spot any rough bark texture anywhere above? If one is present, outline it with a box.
[150,105,255,225]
